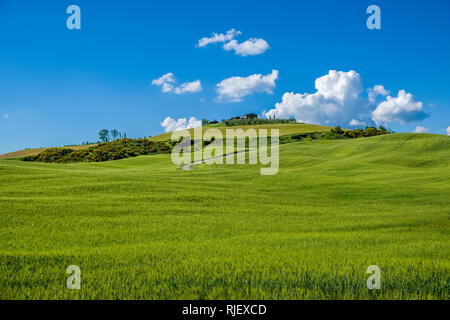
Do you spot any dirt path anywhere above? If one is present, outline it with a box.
[182,150,247,170]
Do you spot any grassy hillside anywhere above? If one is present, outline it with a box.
[0,123,329,159]
[0,133,449,299]
[0,144,96,160]
[150,123,331,141]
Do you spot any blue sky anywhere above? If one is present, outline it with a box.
[0,0,449,153]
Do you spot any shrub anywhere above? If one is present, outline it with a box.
[289,126,391,143]
[23,138,172,164]
[218,118,297,127]
[31,148,75,163]
[331,126,344,134]
[343,127,391,138]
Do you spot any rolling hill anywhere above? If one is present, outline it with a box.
[0,144,96,160]
[149,123,331,141]
[0,123,330,160]
[0,127,449,299]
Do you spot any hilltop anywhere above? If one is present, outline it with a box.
[0,123,331,160]
[150,123,331,141]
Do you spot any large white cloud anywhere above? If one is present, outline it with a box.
[446,126,450,136]
[414,126,429,133]
[160,116,201,133]
[152,73,202,94]
[223,38,269,56]
[372,90,428,124]
[264,70,365,125]
[264,70,428,127]
[198,29,269,56]
[197,29,241,47]
[216,70,278,102]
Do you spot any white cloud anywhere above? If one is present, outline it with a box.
[152,73,175,86]
[160,116,202,133]
[446,126,450,136]
[174,80,202,94]
[368,85,390,103]
[216,70,278,102]
[152,73,202,94]
[4,114,8,119]
[198,29,269,56]
[414,126,429,133]
[264,70,365,125]
[162,83,174,93]
[349,119,366,126]
[197,29,241,47]
[264,70,428,127]
[372,90,428,124]
[223,38,269,56]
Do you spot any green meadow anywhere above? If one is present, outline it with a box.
[0,130,449,299]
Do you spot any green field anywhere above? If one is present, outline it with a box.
[149,123,331,141]
[0,131,449,299]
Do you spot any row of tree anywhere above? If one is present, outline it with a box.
[98,129,127,142]
[202,113,296,127]
[331,126,392,137]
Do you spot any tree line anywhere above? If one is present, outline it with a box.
[98,129,127,143]
[201,113,297,127]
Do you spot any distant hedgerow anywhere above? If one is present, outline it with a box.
[22,138,172,163]
[342,126,391,138]
[287,126,391,143]
[205,118,298,127]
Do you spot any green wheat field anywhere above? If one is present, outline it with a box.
[0,129,449,299]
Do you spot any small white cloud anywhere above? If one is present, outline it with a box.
[368,85,390,103]
[223,38,269,56]
[446,126,450,136]
[414,126,429,133]
[197,29,241,47]
[152,73,175,86]
[349,119,366,126]
[216,70,278,102]
[372,90,428,124]
[174,80,202,94]
[198,29,269,56]
[160,116,201,133]
[4,114,8,119]
[152,73,202,94]
[162,83,174,93]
